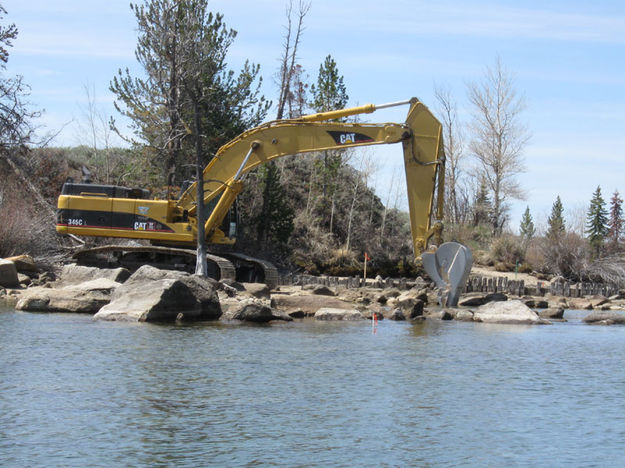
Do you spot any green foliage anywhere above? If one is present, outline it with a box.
[489,235,525,266]
[546,195,565,240]
[110,0,269,184]
[586,185,608,257]
[254,162,295,253]
[607,189,623,251]
[473,179,492,227]
[310,55,348,113]
[519,206,535,242]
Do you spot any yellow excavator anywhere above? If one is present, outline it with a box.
[56,98,472,306]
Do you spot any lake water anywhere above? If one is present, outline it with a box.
[1,303,624,467]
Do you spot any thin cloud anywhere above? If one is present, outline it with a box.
[310,1,625,44]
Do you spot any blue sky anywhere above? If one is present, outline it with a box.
[3,0,625,232]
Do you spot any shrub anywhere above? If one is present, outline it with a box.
[489,235,525,265]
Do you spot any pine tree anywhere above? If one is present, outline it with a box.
[586,186,608,257]
[310,55,349,233]
[255,162,295,252]
[607,189,624,251]
[473,179,492,226]
[110,0,269,184]
[311,55,348,113]
[519,206,535,242]
[546,196,565,240]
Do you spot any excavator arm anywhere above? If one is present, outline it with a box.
[178,98,445,254]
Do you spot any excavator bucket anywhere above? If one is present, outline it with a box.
[421,242,473,307]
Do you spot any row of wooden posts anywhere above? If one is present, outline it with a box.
[279,273,620,298]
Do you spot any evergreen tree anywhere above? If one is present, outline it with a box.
[608,189,624,251]
[546,196,565,240]
[473,179,492,226]
[310,55,348,113]
[254,162,295,252]
[519,206,535,242]
[310,55,349,234]
[110,0,269,184]
[586,185,608,257]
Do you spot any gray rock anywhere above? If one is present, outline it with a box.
[583,310,625,325]
[222,301,292,323]
[17,273,31,286]
[538,307,564,319]
[0,259,19,288]
[459,292,508,307]
[16,278,121,313]
[522,297,549,309]
[4,255,39,273]
[387,308,406,321]
[474,300,548,324]
[396,291,425,318]
[428,309,454,320]
[287,309,306,319]
[241,282,271,299]
[60,264,130,285]
[314,308,364,321]
[311,285,336,296]
[454,309,475,321]
[94,265,221,322]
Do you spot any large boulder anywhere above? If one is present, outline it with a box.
[522,296,549,309]
[16,278,120,313]
[473,300,548,324]
[222,299,292,323]
[314,308,364,321]
[240,282,271,299]
[459,292,508,307]
[0,259,19,288]
[59,264,131,285]
[94,265,221,322]
[583,310,625,325]
[5,255,39,273]
[386,308,406,321]
[395,291,425,318]
[271,292,354,316]
[538,307,565,319]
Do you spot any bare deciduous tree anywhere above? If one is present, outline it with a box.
[76,83,116,183]
[434,84,466,225]
[467,56,529,233]
[275,0,311,120]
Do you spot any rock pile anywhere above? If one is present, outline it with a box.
[5,257,625,326]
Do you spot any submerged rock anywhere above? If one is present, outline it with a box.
[474,300,548,324]
[314,308,364,321]
[538,307,565,319]
[222,300,292,323]
[583,310,625,325]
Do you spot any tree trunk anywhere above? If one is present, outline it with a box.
[193,98,208,277]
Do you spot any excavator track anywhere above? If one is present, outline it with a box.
[71,245,236,282]
[219,252,279,289]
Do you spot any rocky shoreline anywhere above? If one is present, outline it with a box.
[2,256,625,326]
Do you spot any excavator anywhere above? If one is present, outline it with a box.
[56,97,472,306]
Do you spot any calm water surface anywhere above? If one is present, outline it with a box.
[1,303,624,467]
